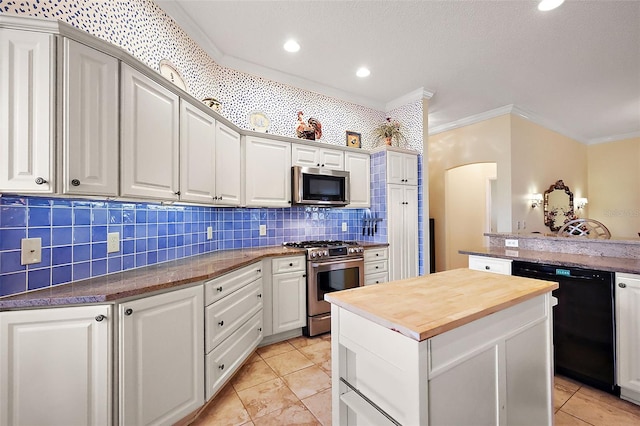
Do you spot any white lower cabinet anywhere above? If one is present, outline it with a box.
[204,262,263,400]
[616,272,640,404]
[119,285,204,426]
[468,255,512,275]
[364,247,389,285]
[0,305,112,426]
[271,256,307,334]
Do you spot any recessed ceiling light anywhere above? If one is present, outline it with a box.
[356,67,370,78]
[283,39,300,53]
[538,0,565,11]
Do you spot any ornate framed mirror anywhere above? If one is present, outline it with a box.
[543,180,576,232]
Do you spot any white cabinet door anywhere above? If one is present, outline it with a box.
[388,184,418,281]
[0,29,54,193]
[617,273,640,399]
[345,151,370,208]
[179,99,216,204]
[292,144,344,170]
[244,136,291,207]
[272,271,306,334]
[119,285,204,426]
[0,305,111,426]
[215,122,241,206]
[62,38,119,196]
[121,64,179,200]
[387,151,418,186]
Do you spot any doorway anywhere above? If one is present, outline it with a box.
[444,163,497,270]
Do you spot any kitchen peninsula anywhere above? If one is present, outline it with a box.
[326,269,558,426]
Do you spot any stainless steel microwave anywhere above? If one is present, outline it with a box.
[291,166,350,206]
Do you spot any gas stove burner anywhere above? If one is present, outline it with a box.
[283,240,357,249]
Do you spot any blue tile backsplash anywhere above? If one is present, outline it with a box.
[0,196,366,297]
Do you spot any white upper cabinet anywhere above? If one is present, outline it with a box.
[121,63,180,200]
[215,122,241,206]
[244,136,292,207]
[387,150,418,186]
[179,99,216,204]
[62,38,119,196]
[345,151,370,208]
[292,143,344,170]
[0,29,54,193]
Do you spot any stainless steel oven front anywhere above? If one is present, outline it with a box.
[305,256,364,336]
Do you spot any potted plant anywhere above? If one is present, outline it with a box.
[373,117,406,146]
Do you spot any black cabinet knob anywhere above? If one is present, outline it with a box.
[257,293,262,298]
[95,315,106,322]
[619,283,627,288]
[35,177,47,185]
[219,364,225,370]
[216,286,223,292]
[289,263,293,266]
[71,179,81,186]
[174,191,181,196]
[218,320,224,326]
[124,308,133,316]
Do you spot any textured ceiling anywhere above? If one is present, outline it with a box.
[156,0,640,144]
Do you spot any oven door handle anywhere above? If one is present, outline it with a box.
[310,258,364,268]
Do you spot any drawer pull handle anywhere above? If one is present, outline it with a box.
[339,377,401,426]
[376,281,380,284]
[485,266,491,270]
[289,263,293,266]
[95,314,106,322]
[619,283,627,288]
[376,253,379,256]
[218,320,224,326]
[258,327,262,332]
[375,266,379,269]
[124,308,133,316]
[219,364,225,370]
[216,286,223,292]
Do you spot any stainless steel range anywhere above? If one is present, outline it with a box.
[283,240,364,336]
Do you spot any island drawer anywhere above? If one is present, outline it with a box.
[204,262,262,305]
[468,255,512,275]
[205,277,263,353]
[272,255,306,274]
[364,248,388,262]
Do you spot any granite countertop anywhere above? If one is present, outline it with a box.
[0,242,389,310]
[461,247,640,274]
[325,269,557,342]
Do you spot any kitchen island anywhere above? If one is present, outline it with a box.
[325,268,558,426]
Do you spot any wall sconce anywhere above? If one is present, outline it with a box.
[530,193,543,208]
[576,197,588,209]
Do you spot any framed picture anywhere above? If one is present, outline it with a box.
[346,131,361,148]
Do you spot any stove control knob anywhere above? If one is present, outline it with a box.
[358,247,363,253]
[348,248,354,253]
[324,250,329,257]
[310,252,317,258]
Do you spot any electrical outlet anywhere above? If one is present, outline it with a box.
[342,222,347,232]
[206,226,213,240]
[107,232,120,253]
[259,224,267,236]
[21,238,42,265]
[505,239,519,248]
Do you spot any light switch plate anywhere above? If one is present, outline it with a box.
[21,238,42,265]
[107,232,120,253]
[259,224,267,236]
[505,239,519,248]
[207,226,213,240]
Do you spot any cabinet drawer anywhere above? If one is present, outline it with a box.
[205,262,262,305]
[272,256,306,274]
[205,277,263,353]
[205,310,263,400]
[468,255,512,275]
[364,248,388,262]
[364,271,388,286]
[364,260,388,275]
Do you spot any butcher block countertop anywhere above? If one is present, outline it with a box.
[325,268,558,342]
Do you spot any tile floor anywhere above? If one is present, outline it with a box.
[192,334,640,426]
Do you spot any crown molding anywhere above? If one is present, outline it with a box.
[428,105,515,136]
[385,88,434,112]
[588,131,640,145]
[509,106,587,144]
[0,14,59,32]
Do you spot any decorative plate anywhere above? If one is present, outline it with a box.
[248,111,271,133]
[159,59,187,91]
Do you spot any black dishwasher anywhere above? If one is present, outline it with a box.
[511,261,619,395]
